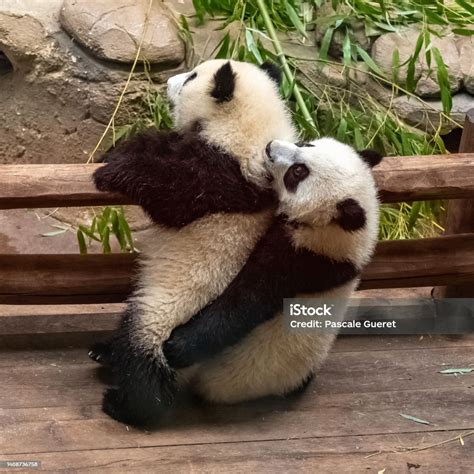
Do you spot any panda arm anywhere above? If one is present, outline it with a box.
[163,220,359,368]
[93,131,275,227]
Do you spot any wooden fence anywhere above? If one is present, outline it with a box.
[1,111,473,334]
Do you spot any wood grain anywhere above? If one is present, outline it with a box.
[1,233,473,304]
[1,153,474,210]
[0,336,471,471]
[0,433,471,473]
[435,109,474,298]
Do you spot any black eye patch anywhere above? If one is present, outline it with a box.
[283,163,309,192]
[183,72,197,86]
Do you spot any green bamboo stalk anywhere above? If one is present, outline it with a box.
[255,0,316,130]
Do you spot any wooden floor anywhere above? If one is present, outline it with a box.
[0,334,473,473]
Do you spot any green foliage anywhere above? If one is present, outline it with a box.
[110,88,173,147]
[76,207,135,255]
[187,0,470,239]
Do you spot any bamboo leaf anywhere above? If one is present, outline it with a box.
[79,225,100,242]
[245,29,263,64]
[42,228,68,237]
[102,227,111,254]
[392,49,400,83]
[439,368,473,375]
[342,31,352,66]
[284,0,308,38]
[356,45,386,77]
[319,27,334,61]
[455,0,474,15]
[432,47,452,114]
[400,413,431,425]
[119,208,135,251]
[451,28,474,36]
[77,229,88,255]
[407,202,422,231]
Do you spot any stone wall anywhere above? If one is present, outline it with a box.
[0,0,185,164]
[1,1,473,165]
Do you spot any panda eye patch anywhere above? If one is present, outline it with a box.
[183,72,197,86]
[284,163,309,192]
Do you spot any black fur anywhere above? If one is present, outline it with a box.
[260,62,282,86]
[283,163,309,193]
[93,130,275,228]
[359,149,383,168]
[163,218,359,369]
[210,62,236,102]
[99,305,177,427]
[336,198,366,231]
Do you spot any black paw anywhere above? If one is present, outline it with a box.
[163,330,196,369]
[102,388,130,424]
[92,163,119,192]
[88,342,112,365]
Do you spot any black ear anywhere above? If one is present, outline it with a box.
[359,149,383,168]
[211,62,236,103]
[260,62,282,86]
[336,198,366,232]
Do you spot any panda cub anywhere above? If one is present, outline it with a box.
[163,138,383,403]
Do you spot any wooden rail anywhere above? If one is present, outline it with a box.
[1,233,473,304]
[1,153,474,209]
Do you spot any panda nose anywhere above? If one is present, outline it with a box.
[265,141,273,161]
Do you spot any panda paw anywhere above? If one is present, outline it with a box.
[93,162,121,192]
[88,342,112,366]
[102,388,131,425]
[163,331,197,369]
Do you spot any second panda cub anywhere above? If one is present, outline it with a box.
[164,138,382,390]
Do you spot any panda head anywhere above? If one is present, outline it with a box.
[167,60,296,184]
[265,138,383,233]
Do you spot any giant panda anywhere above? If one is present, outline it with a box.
[163,138,382,403]
[89,59,297,425]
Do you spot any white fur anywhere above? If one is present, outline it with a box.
[185,138,380,403]
[133,60,296,363]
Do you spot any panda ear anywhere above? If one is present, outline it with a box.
[211,62,236,103]
[335,198,366,232]
[260,62,282,86]
[359,149,384,168]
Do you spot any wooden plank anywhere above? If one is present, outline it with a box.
[1,233,473,304]
[0,254,136,303]
[1,154,474,210]
[0,304,123,335]
[0,432,472,473]
[1,334,473,367]
[0,347,471,407]
[359,233,474,289]
[1,387,472,453]
[0,164,132,209]
[436,109,474,298]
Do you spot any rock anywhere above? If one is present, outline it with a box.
[314,3,371,58]
[457,36,474,94]
[0,12,54,72]
[297,60,347,96]
[372,27,462,98]
[1,0,63,33]
[60,0,184,64]
[366,78,474,133]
